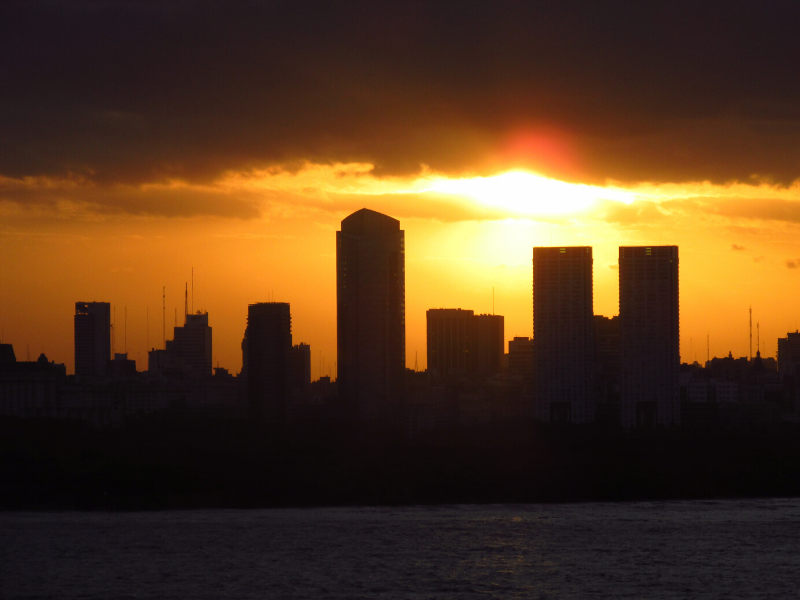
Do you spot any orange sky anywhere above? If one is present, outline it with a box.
[4,4,800,376]
[3,164,800,377]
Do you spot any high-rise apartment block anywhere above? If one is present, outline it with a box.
[74,302,111,379]
[337,209,405,421]
[244,302,292,422]
[619,246,680,427]
[532,247,594,423]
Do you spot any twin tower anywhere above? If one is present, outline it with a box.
[533,246,679,427]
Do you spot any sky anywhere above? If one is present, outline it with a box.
[3,1,800,375]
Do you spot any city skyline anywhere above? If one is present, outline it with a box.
[4,3,800,377]
[1,226,796,378]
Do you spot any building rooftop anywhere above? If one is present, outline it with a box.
[341,208,400,235]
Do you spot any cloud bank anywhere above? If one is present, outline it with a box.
[3,0,800,196]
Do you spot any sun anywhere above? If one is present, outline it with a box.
[425,171,634,215]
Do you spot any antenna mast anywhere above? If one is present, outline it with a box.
[749,306,753,360]
[192,267,194,314]
[184,283,188,319]
[124,306,127,354]
[146,307,149,351]
[162,286,166,349]
[707,333,709,363]
[757,322,760,354]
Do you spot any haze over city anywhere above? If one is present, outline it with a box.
[3,1,800,377]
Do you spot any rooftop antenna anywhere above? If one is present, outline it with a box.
[146,307,149,351]
[184,283,188,319]
[124,306,127,354]
[749,306,753,360]
[493,287,495,315]
[707,333,709,363]
[174,307,177,327]
[757,322,760,354]
[162,286,166,349]
[690,337,693,364]
[112,305,116,356]
[191,267,194,314]
[414,351,418,372]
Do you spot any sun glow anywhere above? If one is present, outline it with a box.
[425,171,634,215]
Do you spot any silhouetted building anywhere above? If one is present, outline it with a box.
[472,314,504,377]
[427,309,504,380]
[508,336,534,381]
[147,348,169,375]
[74,302,110,380]
[165,311,212,378]
[290,342,311,395]
[107,352,137,380]
[533,246,594,423]
[619,246,680,427]
[0,349,67,418]
[778,331,800,377]
[593,315,621,423]
[427,309,473,377]
[705,352,750,383]
[245,302,292,423]
[0,344,15,363]
[337,208,405,421]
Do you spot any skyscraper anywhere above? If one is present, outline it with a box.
[427,309,474,378]
[337,208,405,421]
[165,311,212,378]
[74,301,111,379]
[619,246,680,427]
[244,302,292,423]
[471,313,504,377]
[532,247,594,423]
[290,342,311,394]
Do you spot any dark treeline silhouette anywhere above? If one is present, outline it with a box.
[3,414,800,510]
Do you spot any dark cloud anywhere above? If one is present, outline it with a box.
[0,178,261,218]
[731,244,746,250]
[3,1,800,192]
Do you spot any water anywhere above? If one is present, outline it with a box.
[2,499,800,599]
